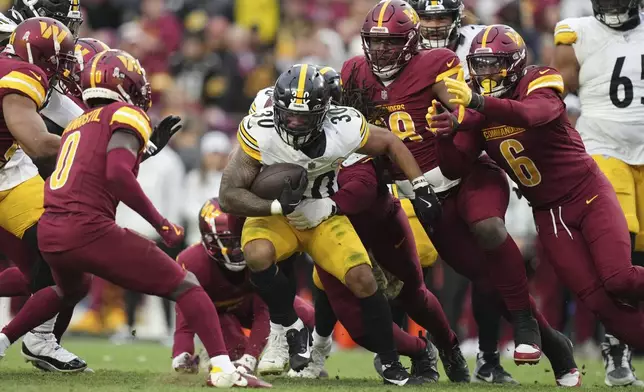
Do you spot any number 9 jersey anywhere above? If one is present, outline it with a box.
[555,15,644,165]
[237,105,369,199]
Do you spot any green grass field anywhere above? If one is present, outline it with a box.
[0,338,639,391]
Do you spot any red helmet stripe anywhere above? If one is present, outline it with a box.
[480,25,494,48]
[377,0,392,27]
[295,64,308,104]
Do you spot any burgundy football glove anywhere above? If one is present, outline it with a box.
[158,219,185,248]
[430,101,462,136]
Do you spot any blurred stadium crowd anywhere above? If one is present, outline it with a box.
[0,0,604,359]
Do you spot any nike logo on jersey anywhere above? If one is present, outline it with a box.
[586,195,599,205]
[29,71,42,81]
[446,59,456,68]
[539,69,550,75]
[394,237,406,249]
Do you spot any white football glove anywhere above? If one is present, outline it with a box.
[286,198,337,230]
[233,354,257,374]
[172,352,200,374]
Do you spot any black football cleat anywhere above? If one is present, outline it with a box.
[381,359,425,386]
[473,352,518,384]
[438,341,470,383]
[410,336,439,383]
[285,327,311,372]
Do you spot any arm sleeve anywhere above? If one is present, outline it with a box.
[332,161,379,215]
[437,131,483,180]
[482,87,565,128]
[172,305,196,357]
[245,294,270,359]
[105,148,164,229]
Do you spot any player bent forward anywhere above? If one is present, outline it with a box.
[0,49,270,388]
[219,63,441,386]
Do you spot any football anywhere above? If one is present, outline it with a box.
[250,163,308,200]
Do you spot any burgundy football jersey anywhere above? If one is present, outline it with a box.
[0,55,48,167]
[44,102,152,219]
[451,67,597,209]
[177,244,252,312]
[341,49,461,180]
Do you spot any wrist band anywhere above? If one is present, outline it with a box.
[411,176,429,190]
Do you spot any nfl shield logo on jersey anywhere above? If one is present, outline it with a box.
[381,90,388,100]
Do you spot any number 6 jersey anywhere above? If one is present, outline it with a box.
[555,14,644,165]
[237,105,369,199]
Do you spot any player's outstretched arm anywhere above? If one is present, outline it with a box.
[105,130,183,247]
[219,146,273,217]
[356,126,424,181]
[551,44,579,97]
[3,94,60,158]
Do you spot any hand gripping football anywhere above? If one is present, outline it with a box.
[250,163,307,200]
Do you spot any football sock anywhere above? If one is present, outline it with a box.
[175,286,227,358]
[484,236,531,312]
[284,318,305,332]
[312,329,331,347]
[250,264,298,327]
[294,295,315,328]
[359,290,398,364]
[0,333,9,353]
[398,284,456,352]
[393,324,427,358]
[471,286,501,354]
[0,267,30,297]
[54,305,75,343]
[313,287,337,338]
[1,287,62,343]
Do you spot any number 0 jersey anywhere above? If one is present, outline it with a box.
[237,106,369,199]
[44,102,152,222]
[555,14,644,164]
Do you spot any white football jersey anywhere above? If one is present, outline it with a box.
[456,24,486,81]
[555,14,644,164]
[237,106,369,199]
[249,87,274,114]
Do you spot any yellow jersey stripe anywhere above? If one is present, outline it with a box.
[295,64,308,105]
[0,72,46,108]
[249,101,257,115]
[236,132,261,161]
[481,25,494,48]
[110,107,153,144]
[435,64,462,83]
[554,24,572,32]
[527,74,565,95]
[239,119,258,146]
[377,1,392,27]
[431,0,438,5]
[359,120,370,149]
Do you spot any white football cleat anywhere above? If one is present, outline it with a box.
[0,333,8,360]
[602,335,642,387]
[257,324,289,375]
[514,343,542,365]
[556,368,582,387]
[173,352,200,374]
[234,354,258,374]
[22,332,87,372]
[208,367,272,388]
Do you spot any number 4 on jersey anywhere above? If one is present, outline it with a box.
[610,55,644,108]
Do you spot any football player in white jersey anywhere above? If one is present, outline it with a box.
[0,0,87,373]
[406,0,516,384]
[220,64,441,386]
[553,0,644,387]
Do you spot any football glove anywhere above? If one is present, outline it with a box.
[411,177,442,234]
[429,101,461,135]
[273,176,308,215]
[444,70,484,111]
[144,115,182,159]
[286,198,337,230]
[158,218,185,248]
[173,352,200,374]
[233,354,257,374]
